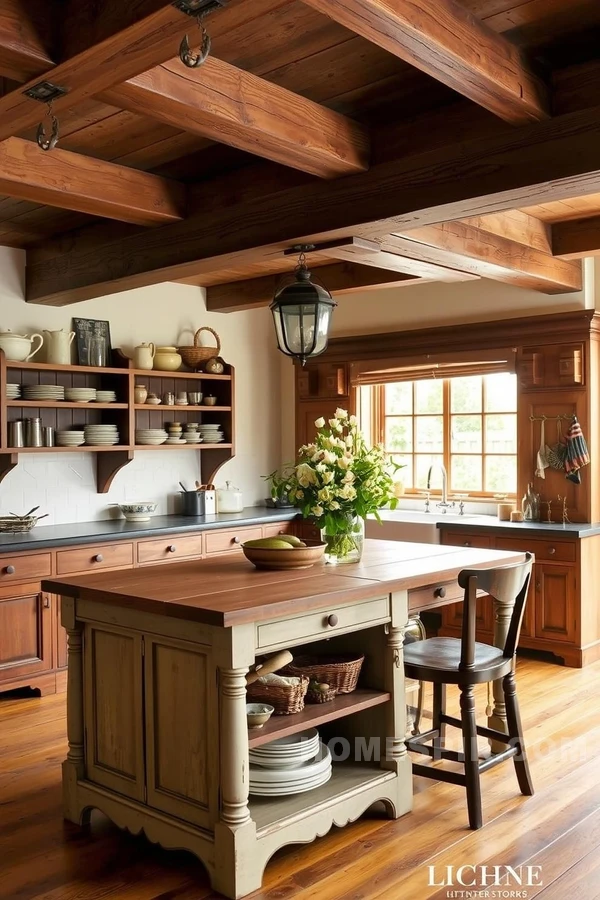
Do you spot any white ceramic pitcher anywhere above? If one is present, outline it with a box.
[44,329,75,365]
[134,342,155,370]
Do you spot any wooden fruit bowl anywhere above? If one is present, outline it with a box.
[241,540,326,570]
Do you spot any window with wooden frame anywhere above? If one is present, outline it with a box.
[359,372,517,497]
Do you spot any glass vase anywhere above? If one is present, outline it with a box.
[320,515,365,565]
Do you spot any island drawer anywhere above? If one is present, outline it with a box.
[494,536,576,563]
[441,532,493,549]
[0,552,52,582]
[408,580,463,612]
[205,526,263,555]
[137,534,204,565]
[56,542,134,575]
[256,596,390,650]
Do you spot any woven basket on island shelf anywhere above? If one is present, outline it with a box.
[282,654,364,695]
[306,685,337,704]
[177,327,221,371]
[246,674,309,715]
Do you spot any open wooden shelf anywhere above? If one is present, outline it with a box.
[133,443,233,450]
[133,405,231,412]
[5,359,130,375]
[7,401,128,409]
[247,689,391,749]
[10,445,131,452]
[131,368,231,380]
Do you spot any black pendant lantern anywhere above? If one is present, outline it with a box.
[270,245,337,365]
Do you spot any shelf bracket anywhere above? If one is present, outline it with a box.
[0,453,18,486]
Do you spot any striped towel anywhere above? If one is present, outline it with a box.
[564,416,589,484]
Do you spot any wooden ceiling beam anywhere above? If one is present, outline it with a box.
[25,102,600,305]
[205,263,421,312]
[395,221,582,293]
[0,137,185,225]
[302,0,550,124]
[0,0,55,81]
[102,57,369,179]
[312,237,477,282]
[459,210,552,254]
[552,217,600,259]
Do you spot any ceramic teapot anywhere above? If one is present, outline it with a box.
[133,342,155,370]
[0,330,44,362]
[44,329,75,365]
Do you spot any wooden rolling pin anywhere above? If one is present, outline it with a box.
[245,650,293,685]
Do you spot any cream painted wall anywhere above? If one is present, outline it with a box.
[0,246,281,524]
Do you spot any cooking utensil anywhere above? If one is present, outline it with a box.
[179,481,188,492]
[535,418,549,479]
[246,650,294,685]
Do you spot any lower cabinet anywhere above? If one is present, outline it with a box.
[534,564,577,644]
[0,582,53,689]
[83,622,218,829]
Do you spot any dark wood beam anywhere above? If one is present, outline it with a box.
[205,264,421,312]
[553,217,600,259]
[103,57,369,179]
[302,0,549,124]
[0,0,54,81]
[0,137,186,225]
[394,222,582,293]
[312,237,477,282]
[25,103,600,305]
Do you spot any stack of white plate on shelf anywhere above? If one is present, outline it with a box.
[135,428,168,445]
[249,730,332,797]
[65,387,97,402]
[57,430,85,447]
[165,435,186,444]
[198,425,224,443]
[182,430,202,443]
[6,383,21,399]
[22,384,65,401]
[84,424,120,446]
[95,390,117,403]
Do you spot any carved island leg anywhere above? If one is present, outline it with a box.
[380,592,412,819]
[61,596,89,826]
[489,595,514,754]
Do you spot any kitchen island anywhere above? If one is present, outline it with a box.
[44,539,525,899]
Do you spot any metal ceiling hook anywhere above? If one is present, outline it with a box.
[179,22,211,67]
[36,105,59,151]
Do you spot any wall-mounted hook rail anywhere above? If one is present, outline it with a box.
[529,414,575,422]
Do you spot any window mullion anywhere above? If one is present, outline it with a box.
[444,379,451,488]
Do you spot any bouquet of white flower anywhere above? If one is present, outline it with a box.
[288,408,404,562]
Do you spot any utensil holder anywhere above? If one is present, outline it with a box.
[180,491,206,516]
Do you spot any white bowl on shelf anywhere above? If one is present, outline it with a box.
[117,502,158,522]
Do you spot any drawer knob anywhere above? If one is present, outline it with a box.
[548,547,556,555]
[94,554,104,563]
[434,586,446,599]
[5,565,15,575]
[168,544,177,553]
[327,614,339,627]
[232,536,240,544]
[464,541,471,547]
[43,596,50,608]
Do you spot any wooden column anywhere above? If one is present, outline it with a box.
[383,591,410,778]
[218,666,251,828]
[61,596,87,824]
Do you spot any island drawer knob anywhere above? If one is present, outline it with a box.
[5,565,15,575]
[463,541,471,547]
[94,554,104,563]
[327,614,339,627]
[434,586,446,599]
[548,547,556,554]
[232,536,240,544]
[168,544,177,553]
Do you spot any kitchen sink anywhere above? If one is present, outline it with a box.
[366,509,493,545]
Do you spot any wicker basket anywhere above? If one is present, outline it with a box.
[282,654,364,694]
[0,515,37,533]
[178,327,221,371]
[306,685,337,704]
[246,675,309,715]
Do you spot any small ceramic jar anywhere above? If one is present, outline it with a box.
[204,357,224,374]
[134,384,148,404]
[176,392,188,405]
[153,346,182,371]
[163,391,175,406]
[203,395,217,406]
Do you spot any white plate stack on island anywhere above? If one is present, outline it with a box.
[248,729,332,797]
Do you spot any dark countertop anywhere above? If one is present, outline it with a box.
[436,519,600,538]
[0,508,298,553]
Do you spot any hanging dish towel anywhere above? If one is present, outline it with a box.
[564,416,590,485]
[535,418,550,479]
[547,419,568,470]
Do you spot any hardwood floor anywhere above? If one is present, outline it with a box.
[1,655,599,899]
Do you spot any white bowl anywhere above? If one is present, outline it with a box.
[118,501,158,521]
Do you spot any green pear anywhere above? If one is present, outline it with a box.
[275,534,304,547]
[244,538,293,550]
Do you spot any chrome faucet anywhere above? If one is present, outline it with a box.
[426,463,455,513]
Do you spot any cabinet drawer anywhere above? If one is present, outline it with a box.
[0,552,51,583]
[56,542,134,575]
[137,534,204,565]
[262,521,294,539]
[408,580,463,613]
[204,526,263,555]
[257,596,390,650]
[441,532,492,549]
[495,536,576,563]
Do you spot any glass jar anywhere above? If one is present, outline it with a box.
[320,514,365,565]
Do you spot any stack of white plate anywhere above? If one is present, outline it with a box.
[165,435,186,444]
[65,387,97,402]
[136,429,168,445]
[182,430,203,443]
[95,390,117,403]
[22,384,65,401]
[198,425,224,443]
[84,424,120,445]
[57,430,85,447]
[6,383,21,399]
[249,730,332,797]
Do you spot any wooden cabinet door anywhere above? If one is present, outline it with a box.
[144,635,218,830]
[0,587,52,683]
[296,399,341,449]
[534,564,578,644]
[83,623,145,801]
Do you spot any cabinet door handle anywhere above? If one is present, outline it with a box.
[434,586,446,599]
[548,547,556,555]
[536,581,541,591]
[464,541,471,547]
[232,536,240,544]
[168,545,177,553]
[5,565,15,575]
[327,614,339,627]
[94,554,104,563]
[43,596,50,608]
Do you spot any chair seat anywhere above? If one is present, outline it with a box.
[404,636,514,684]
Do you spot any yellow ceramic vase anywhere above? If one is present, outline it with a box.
[153,346,182,371]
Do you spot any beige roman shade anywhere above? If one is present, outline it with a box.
[350,347,517,386]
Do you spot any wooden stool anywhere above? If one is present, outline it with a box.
[403,553,534,829]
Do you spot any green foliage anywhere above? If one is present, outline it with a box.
[262,466,295,501]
